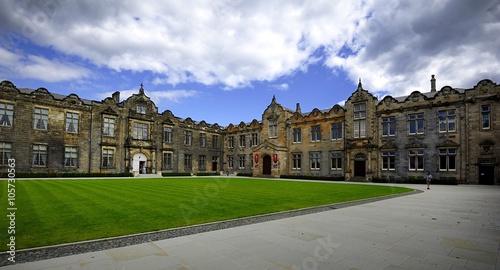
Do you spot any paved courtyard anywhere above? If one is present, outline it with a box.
[2,183,499,270]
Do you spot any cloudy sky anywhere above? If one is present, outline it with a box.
[1,0,499,125]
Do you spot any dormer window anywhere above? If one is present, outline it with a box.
[136,105,146,114]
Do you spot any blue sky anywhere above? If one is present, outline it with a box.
[1,0,499,126]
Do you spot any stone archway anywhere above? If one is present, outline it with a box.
[132,153,147,174]
[354,153,366,177]
[263,155,272,175]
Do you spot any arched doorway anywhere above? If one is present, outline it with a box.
[263,155,272,175]
[133,153,147,174]
[354,153,366,177]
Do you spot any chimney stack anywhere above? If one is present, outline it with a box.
[112,91,120,103]
[430,75,436,92]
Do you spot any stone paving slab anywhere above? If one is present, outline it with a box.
[2,183,499,270]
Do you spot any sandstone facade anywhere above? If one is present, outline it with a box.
[0,77,498,184]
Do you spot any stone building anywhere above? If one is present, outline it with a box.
[0,77,498,184]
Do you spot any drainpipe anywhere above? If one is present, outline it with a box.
[88,107,93,173]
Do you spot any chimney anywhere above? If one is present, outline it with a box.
[430,75,436,92]
[112,91,120,103]
[296,103,302,113]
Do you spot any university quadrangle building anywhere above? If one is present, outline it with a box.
[0,76,499,184]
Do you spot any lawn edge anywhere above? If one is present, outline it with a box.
[0,187,421,266]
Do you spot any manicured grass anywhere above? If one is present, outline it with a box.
[0,178,412,250]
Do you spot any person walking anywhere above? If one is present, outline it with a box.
[426,172,432,190]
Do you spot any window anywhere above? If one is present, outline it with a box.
[212,135,219,148]
[102,149,114,168]
[330,152,342,170]
[103,117,115,137]
[353,103,366,138]
[136,105,146,114]
[32,144,47,166]
[0,103,13,127]
[482,105,491,129]
[439,149,456,171]
[310,152,321,170]
[184,131,192,145]
[163,127,172,143]
[292,153,301,169]
[133,122,149,140]
[311,125,321,142]
[228,156,234,169]
[66,112,79,133]
[238,155,245,169]
[331,123,342,140]
[382,151,395,170]
[0,142,12,165]
[438,110,456,132]
[64,147,78,167]
[163,152,172,170]
[250,133,259,146]
[293,128,302,143]
[382,117,396,136]
[199,155,206,171]
[184,154,192,170]
[239,135,246,147]
[269,119,278,138]
[408,149,424,171]
[34,108,48,130]
[408,113,424,135]
[228,136,234,148]
[200,133,206,147]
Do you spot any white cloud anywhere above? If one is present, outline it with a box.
[0,48,91,82]
[98,89,199,105]
[326,0,500,97]
[2,0,499,93]
[2,0,368,88]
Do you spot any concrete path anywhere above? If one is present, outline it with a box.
[2,184,499,270]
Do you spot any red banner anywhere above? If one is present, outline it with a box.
[273,154,278,163]
[254,154,259,163]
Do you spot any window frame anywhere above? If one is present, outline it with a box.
[353,103,366,138]
[293,128,302,143]
[438,110,456,133]
[408,149,424,171]
[0,142,12,165]
[292,153,301,170]
[331,123,343,140]
[408,113,425,135]
[439,148,457,171]
[382,116,396,137]
[32,144,47,167]
[381,151,396,171]
[481,104,491,130]
[311,125,321,142]
[64,146,78,167]
[33,107,49,130]
[65,112,79,133]
[102,148,115,168]
[103,117,116,137]
[0,102,14,127]
[330,152,342,171]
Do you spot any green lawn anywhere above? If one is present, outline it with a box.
[0,178,412,250]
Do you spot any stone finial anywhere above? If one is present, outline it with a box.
[431,75,436,92]
[296,103,301,113]
[139,83,144,94]
[357,78,363,90]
